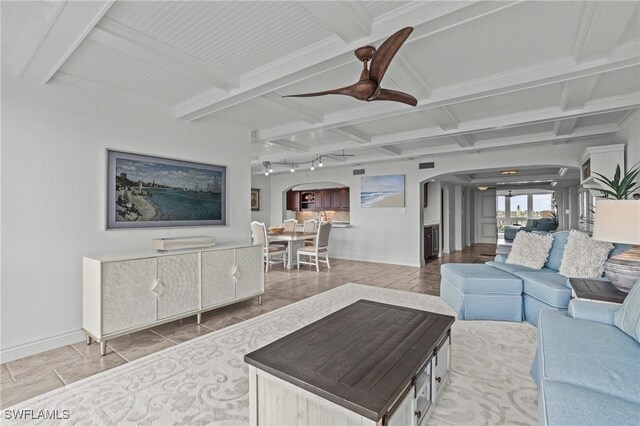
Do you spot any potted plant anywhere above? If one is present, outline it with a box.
[592,163,640,200]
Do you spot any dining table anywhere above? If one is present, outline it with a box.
[267,231,316,269]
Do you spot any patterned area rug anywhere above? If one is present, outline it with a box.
[6,284,538,425]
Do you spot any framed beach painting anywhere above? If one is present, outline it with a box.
[361,174,405,208]
[251,188,261,211]
[107,150,226,229]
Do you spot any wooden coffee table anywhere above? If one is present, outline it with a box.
[569,278,628,304]
[245,300,455,426]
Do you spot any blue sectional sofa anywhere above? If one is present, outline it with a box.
[532,301,640,425]
[504,218,558,241]
[440,230,629,326]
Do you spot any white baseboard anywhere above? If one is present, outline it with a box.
[0,329,85,363]
[331,253,421,268]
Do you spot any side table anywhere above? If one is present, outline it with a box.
[568,278,628,304]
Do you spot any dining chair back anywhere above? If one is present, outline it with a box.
[297,221,332,272]
[283,219,297,232]
[251,221,286,272]
[303,220,317,233]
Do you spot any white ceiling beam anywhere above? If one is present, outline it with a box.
[553,118,579,136]
[572,2,639,63]
[266,140,309,153]
[175,1,519,120]
[453,135,475,148]
[255,95,635,163]
[333,126,371,144]
[20,1,114,83]
[558,167,569,178]
[428,107,460,130]
[89,18,238,90]
[255,127,617,171]
[252,93,324,124]
[254,49,639,144]
[389,53,432,99]
[559,75,600,111]
[324,155,347,163]
[301,2,371,44]
[376,146,402,156]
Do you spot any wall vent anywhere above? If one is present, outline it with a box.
[353,169,365,175]
[419,162,435,169]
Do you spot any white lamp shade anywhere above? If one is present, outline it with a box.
[592,200,640,244]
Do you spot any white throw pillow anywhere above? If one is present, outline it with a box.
[506,231,554,269]
[559,230,613,278]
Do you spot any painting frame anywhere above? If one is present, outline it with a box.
[251,188,261,211]
[360,174,406,208]
[107,150,227,229]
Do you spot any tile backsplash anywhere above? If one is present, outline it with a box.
[295,210,350,223]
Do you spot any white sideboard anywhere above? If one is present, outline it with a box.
[83,242,263,355]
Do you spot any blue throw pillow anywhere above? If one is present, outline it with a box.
[545,231,570,271]
[614,279,640,344]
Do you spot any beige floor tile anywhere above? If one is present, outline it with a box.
[54,352,127,384]
[0,371,64,409]
[107,330,174,362]
[0,245,495,406]
[6,345,83,381]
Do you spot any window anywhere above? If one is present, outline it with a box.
[532,193,553,219]
[497,196,506,232]
[509,195,528,222]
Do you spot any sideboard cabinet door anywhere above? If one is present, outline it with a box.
[201,249,236,308]
[102,258,157,335]
[157,253,200,320]
[235,246,264,299]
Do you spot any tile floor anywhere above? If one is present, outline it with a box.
[0,244,495,409]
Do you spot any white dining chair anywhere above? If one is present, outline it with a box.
[297,222,332,272]
[251,221,286,272]
[283,219,298,232]
[303,220,318,247]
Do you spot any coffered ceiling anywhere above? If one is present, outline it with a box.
[3,1,639,174]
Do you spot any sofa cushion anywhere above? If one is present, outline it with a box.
[538,309,640,405]
[506,231,554,269]
[559,230,613,278]
[540,381,640,426]
[440,264,522,294]
[486,260,556,276]
[544,230,570,271]
[614,279,640,344]
[515,271,571,308]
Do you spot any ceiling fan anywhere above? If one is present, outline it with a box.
[283,27,418,107]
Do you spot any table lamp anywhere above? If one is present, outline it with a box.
[592,200,640,292]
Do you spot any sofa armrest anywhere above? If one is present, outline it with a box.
[568,300,619,325]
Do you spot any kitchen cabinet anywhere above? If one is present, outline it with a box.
[286,188,350,211]
[286,190,300,211]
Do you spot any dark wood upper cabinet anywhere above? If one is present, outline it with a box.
[286,190,300,211]
[287,188,350,211]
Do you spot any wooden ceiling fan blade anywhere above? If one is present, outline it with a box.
[372,88,417,106]
[283,85,356,98]
[369,27,413,84]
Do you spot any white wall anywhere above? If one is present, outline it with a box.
[266,137,615,268]
[251,174,271,225]
[1,72,251,361]
[422,181,441,226]
[613,109,640,187]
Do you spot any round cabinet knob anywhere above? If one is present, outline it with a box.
[414,411,422,419]
[435,376,442,383]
